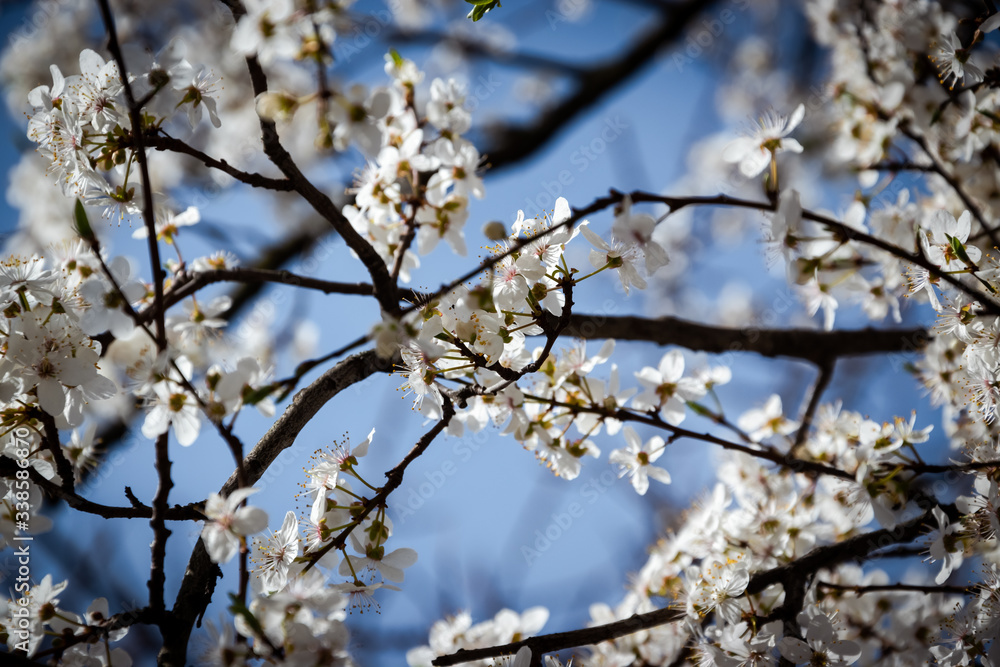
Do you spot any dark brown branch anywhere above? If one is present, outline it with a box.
[905,458,1000,474]
[793,359,835,452]
[434,503,944,666]
[36,409,74,493]
[550,314,929,363]
[241,54,401,316]
[148,431,173,615]
[95,0,166,350]
[160,348,398,666]
[817,581,973,596]
[870,160,935,172]
[0,457,201,520]
[433,606,688,666]
[96,0,174,624]
[145,131,295,191]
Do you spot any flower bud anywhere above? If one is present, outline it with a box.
[482,220,507,240]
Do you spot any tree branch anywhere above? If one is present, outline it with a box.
[303,399,456,569]
[240,53,402,316]
[0,457,201,520]
[433,502,944,666]
[816,581,973,596]
[432,606,687,666]
[144,131,296,191]
[160,347,398,666]
[550,314,929,363]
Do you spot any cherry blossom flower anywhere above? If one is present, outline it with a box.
[339,546,418,583]
[6,309,116,423]
[141,382,201,447]
[920,210,980,273]
[608,427,671,495]
[685,556,750,624]
[737,395,798,443]
[202,487,269,564]
[255,510,300,594]
[426,78,472,135]
[230,0,299,66]
[927,506,964,585]
[578,221,647,294]
[611,196,669,274]
[723,104,805,177]
[132,205,200,243]
[777,609,862,666]
[934,33,984,89]
[632,350,706,424]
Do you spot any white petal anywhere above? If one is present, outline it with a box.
[37,379,66,416]
[233,506,269,536]
[722,137,754,163]
[553,197,571,224]
[786,104,805,133]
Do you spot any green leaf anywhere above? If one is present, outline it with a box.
[465,0,501,21]
[685,401,713,418]
[388,48,404,69]
[73,199,95,242]
[947,233,977,269]
[977,108,1000,125]
[228,593,266,640]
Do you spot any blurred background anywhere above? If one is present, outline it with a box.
[0,0,951,664]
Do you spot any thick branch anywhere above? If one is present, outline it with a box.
[549,314,929,363]
[160,348,398,666]
[817,581,973,596]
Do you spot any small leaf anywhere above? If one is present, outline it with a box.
[73,199,95,242]
[947,233,977,269]
[228,593,266,640]
[465,0,501,21]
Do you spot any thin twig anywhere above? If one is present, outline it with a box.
[792,359,835,453]
[95,0,174,619]
[145,131,295,191]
